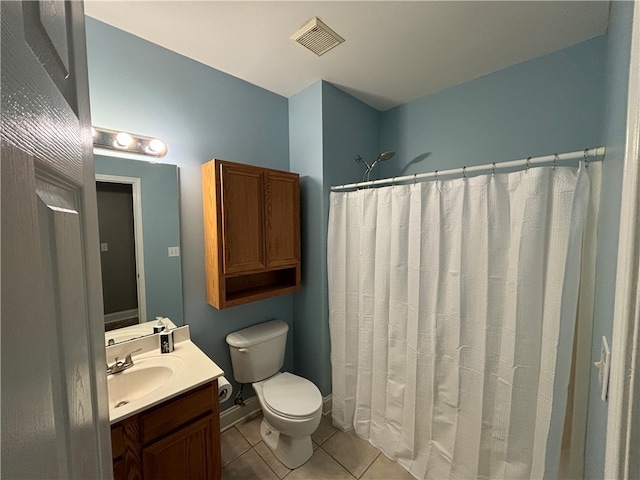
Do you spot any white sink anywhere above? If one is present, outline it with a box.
[105,331,225,424]
[107,355,185,410]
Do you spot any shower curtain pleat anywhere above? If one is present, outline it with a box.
[328,165,590,479]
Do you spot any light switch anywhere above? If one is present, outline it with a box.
[168,246,180,257]
[100,243,108,252]
[593,335,611,401]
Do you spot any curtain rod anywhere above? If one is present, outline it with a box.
[330,147,606,192]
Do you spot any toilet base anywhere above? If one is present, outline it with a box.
[260,418,313,469]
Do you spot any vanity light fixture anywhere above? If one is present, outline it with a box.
[92,127,168,157]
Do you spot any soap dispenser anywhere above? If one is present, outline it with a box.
[153,317,165,334]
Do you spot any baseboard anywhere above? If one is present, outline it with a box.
[219,396,261,432]
[323,394,332,416]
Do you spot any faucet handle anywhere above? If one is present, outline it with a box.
[124,348,143,365]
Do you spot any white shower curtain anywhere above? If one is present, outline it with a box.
[328,165,590,479]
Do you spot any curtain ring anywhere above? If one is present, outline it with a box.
[525,157,531,172]
[492,162,496,177]
[414,173,417,184]
[462,166,467,178]
[584,148,589,168]
[434,170,439,182]
[392,176,396,186]
[553,153,558,170]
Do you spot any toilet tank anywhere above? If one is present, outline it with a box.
[226,320,288,384]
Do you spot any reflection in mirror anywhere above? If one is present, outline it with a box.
[95,154,184,345]
[104,317,177,346]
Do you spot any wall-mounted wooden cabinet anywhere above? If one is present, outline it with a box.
[111,380,221,480]
[202,159,300,309]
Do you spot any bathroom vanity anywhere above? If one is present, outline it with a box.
[111,380,220,480]
[106,327,223,480]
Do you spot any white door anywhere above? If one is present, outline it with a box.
[1,1,112,478]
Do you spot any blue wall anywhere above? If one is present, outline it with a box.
[94,154,184,324]
[379,36,606,178]
[86,17,293,408]
[289,82,381,395]
[289,82,326,392]
[585,2,634,477]
[289,81,380,395]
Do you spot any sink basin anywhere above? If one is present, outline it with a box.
[107,355,185,409]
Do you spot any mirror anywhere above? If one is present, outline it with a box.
[95,154,184,345]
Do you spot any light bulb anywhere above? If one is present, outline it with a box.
[115,132,133,148]
[146,139,166,155]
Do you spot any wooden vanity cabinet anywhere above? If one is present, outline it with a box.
[111,380,221,480]
[202,159,300,309]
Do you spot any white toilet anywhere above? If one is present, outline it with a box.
[226,320,322,469]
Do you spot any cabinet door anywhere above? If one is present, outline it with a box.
[265,171,300,268]
[113,459,126,480]
[142,416,216,480]
[220,164,265,274]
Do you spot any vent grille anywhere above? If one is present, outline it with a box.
[291,18,344,56]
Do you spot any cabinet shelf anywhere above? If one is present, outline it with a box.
[225,267,298,304]
[202,160,301,309]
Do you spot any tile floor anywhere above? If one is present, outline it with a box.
[221,413,414,480]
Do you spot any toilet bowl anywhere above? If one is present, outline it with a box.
[226,320,323,469]
[252,372,322,468]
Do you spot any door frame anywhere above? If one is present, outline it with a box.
[96,174,147,325]
[605,0,640,477]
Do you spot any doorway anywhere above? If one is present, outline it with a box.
[95,175,146,329]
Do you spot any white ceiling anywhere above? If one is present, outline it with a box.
[84,1,610,111]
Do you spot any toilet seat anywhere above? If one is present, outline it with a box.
[262,372,322,419]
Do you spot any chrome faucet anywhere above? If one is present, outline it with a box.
[106,348,142,375]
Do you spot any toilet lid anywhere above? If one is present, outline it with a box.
[262,372,322,418]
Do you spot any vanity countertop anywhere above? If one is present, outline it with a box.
[106,326,224,424]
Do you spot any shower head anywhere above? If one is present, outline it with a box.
[369,151,396,172]
[356,151,397,183]
[376,151,396,162]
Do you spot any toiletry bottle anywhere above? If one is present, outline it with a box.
[160,329,174,353]
[153,317,165,334]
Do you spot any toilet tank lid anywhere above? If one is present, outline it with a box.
[226,320,289,348]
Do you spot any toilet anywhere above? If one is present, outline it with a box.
[226,320,322,469]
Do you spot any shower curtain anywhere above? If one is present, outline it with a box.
[327,165,590,479]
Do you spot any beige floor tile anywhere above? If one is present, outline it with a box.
[311,413,338,446]
[220,427,251,466]
[321,430,380,478]
[237,413,263,446]
[222,448,278,480]
[360,454,414,480]
[254,441,292,479]
[284,448,355,480]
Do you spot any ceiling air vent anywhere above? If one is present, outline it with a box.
[291,18,344,56]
